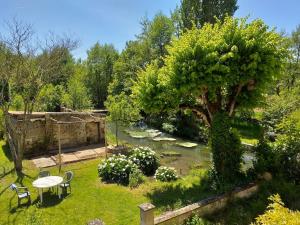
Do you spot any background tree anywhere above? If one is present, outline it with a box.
[180,0,238,30]
[109,12,174,97]
[105,92,140,146]
[0,18,77,172]
[86,43,118,108]
[133,17,287,180]
[63,63,92,110]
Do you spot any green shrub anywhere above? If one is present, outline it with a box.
[98,154,138,185]
[36,84,66,112]
[276,110,300,183]
[183,214,210,225]
[10,94,24,110]
[129,167,145,189]
[211,112,243,182]
[155,166,178,182]
[129,146,159,176]
[253,140,280,175]
[253,194,300,225]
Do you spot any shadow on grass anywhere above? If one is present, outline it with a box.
[2,141,13,161]
[146,178,215,211]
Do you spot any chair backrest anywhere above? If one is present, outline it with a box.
[39,170,50,178]
[64,171,73,184]
[10,183,19,194]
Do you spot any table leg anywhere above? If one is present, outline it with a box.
[39,188,43,204]
[58,185,61,199]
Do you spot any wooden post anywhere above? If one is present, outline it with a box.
[104,118,108,159]
[139,203,155,225]
[58,123,62,173]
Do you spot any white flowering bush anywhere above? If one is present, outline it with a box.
[98,154,138,185]
[155,166,178,182]
[129,146,159,175]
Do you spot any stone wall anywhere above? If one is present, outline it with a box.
[139,183,259,225]
[6,111,106,156]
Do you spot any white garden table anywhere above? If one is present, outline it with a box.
[32,176,63,204]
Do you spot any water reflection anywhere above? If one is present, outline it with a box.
[108,124,254,175]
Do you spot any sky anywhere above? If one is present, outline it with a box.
[1,0,300,59]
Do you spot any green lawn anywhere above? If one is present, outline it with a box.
[0,140,214,225]
[2,139,299,225]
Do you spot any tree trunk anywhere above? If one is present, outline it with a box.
[115,121,119,146]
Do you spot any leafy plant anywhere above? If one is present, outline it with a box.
[211,112,243,181]
[98,154,138,185]
[253,194,300,225]
[184,214,211,225]
[129,167,145,189]
[155,166,178,182]
[129,146,159,176]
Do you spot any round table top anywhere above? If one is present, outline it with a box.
[32,176,63,188]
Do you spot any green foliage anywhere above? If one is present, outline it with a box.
[155,166,178,182]
[262,85,300,130]
[253,140,280,175]
[162,122,177,134]
[184,214,211,225]
[63,64,92,110]
[98,154,138,185]
[10,94,24,110]
[211,112,243,181]
[275,110,300,183]
[35,84,66,112]
[133,17,287,118]
[253,194,300,225]
[109,12,174,97]
[86,43,118,108]
[128,167,145,189]
[254,110,300,183]
[105,92,140,145]
[147,12,175,59]
[129,146,159,176]
[179,0,238,29]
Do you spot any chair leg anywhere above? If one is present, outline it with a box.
[28,196,31,205]
[69,185,71,193]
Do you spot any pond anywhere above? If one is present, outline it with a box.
[108,124,255,175]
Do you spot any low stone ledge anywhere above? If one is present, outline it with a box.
[152,183,259,225]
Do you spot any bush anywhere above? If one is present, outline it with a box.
[98,154,138,185]
[129,167,145,189]
[211,112,243,182]
[253,194,300,225]
[129,146,159,176]
[253,140,280,175]
[276,110,300,183]
[36,84,66,112]
[183,214,211,225]
[155,166,178,182]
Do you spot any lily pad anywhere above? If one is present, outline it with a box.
[153,137,176,142]
[176,142,198,148]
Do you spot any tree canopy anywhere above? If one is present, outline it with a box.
[133,17,288,126]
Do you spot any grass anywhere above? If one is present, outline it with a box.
[232,117,262,146]
[0,140,214,225]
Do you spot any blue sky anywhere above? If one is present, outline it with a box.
[1,0,300,59]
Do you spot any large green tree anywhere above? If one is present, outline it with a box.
[180,0,238,30]
[109,13,174,97]
[86,43,118,108]
[133,17,287,179]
